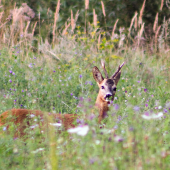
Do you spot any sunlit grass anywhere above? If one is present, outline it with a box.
[0,2,170,169]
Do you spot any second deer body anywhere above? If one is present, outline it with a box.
[0,60,124,137]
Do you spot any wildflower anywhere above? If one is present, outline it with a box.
[3,127,7,131]
[22,90,24,92]
[114,125,118,129]
[53,71,56,72]
[76,119,84,124]
[30,124,38,129]
[158,106,162,109]
[9,70,12,74]
[144,89,147,92]
[67,125,89,136]
[30,114,35,118]
[114,135,124,142]
[12,72,15,75]
[164,109,168,113]
[79,75,82,78]
[49,123,62,127]
[31,148,45,154]
[114,104,119,110]
[9,79,12,83]
[28,63,32,68]
[145,104,148,107]
[141,112,163,120]
[21,104,23,107]
[133,106,140,112]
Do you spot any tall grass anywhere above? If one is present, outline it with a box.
[0,0,170,169]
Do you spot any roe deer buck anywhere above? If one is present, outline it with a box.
[0,60,124,137]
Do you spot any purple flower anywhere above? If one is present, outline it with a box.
[144,89,147,92]
[70,93,73,96]
[145,104,148,107]
[89,158,96,164]
[114,104,119,110]
[9,79,12,83]
[133,106,140,112]
[12,72,15,75]
[114,135,124,142]
[79,75,82,78]
[53,71,56,72]
[9,70,12,74]
[22,90,24,92]
[129,126,134,131]
[21,104,23,107]
[164,109,168,113]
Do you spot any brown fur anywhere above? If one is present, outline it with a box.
[0,109,77,137]
[0,61,123,137]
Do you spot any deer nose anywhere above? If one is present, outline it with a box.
[106,94,112,98]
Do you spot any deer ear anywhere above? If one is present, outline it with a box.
[113,71,121,85]
[92,66,104,84]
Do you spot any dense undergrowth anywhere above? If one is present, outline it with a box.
[1,1,170,170]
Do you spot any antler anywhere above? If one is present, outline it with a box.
[101,59,109,79]
[111,62,125,78]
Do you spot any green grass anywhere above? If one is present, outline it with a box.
[0,43,170,170]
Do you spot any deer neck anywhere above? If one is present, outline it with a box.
[95,94,109,114]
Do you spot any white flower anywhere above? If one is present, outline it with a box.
[67,125,89,136]
[3,126,7,131]
[141,112,163,120]
[32,148,45,154]
[30,124,38,129]
[114,135,124,142]
[95,140,100,145]
[49,123,62,127]
[30,114,35,118]
[158,106,162,109]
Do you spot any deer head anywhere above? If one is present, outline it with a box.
[93,60,124,105]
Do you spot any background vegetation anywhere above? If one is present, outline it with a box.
[0,0,170,169]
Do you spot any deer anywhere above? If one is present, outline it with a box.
[0,60,124,138]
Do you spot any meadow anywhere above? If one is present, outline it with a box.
[0,1,170,170]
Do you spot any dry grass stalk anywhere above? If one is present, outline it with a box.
[75,10,79,23]
[128,12,138,36]
[138,22,145,46]
[98,34,101,49]
[155,25,161,41]
[85,0,89,10]
[32,21,37,36]
[153,12,158,32]
[62,22,71,36]
[139,0,146,26]
[0,11,3,23]
[135,13,138,30]
[71,10,75,32]
[166,0,170,9]
[111,19,119,39]
[101,1,106,17]
[52,0,60,43]
[160,0,164,10]
[24,21,30,36]
[93,9,97,27]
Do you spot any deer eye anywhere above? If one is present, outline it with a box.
[101,86,105,89]
[113,87,117,91]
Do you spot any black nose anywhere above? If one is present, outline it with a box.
[106,94,112,98]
